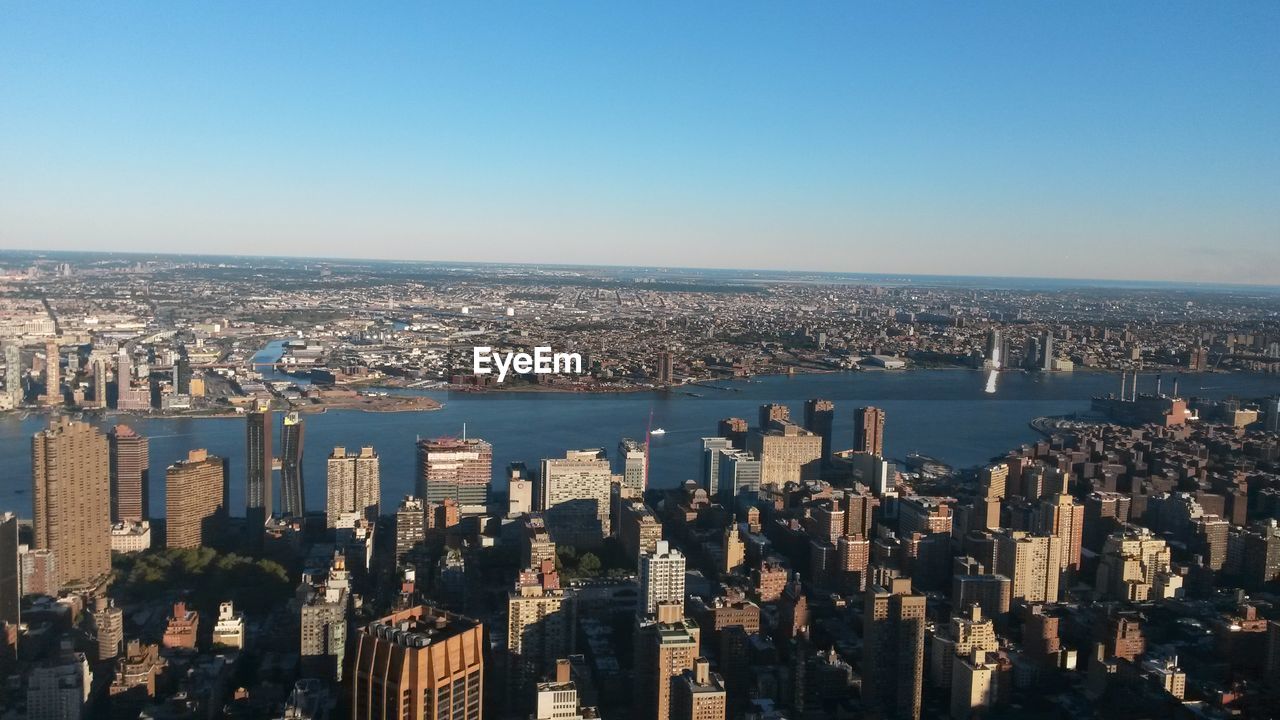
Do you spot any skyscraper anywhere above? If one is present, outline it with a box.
[758,403,790,429]
[639,540,686,617]
[540,449,614,547]
[165,449,228,549]
[326,446,380,528]
[43,340,60,406]
[1036,493,1085,574]
[109,425,150,524]
[92,358,108,409]
[635,603,700,720]
[350,605,485,720]
[32,419,111,589]
[507,561,576,711]
[4,343,21,407]
[280,412,306,517]
[0,512,18,626]
[417,437,493,508]
[716,417,748,448]
[1041,332,1055,371]
[995,530,1062,604]
[618,438,647,493]
[716,449,762,505]
[245,403,273,536]
[854,406,886,456]
[394,496,426,567]
[300,552,349,682]
[803,398,835,464]
[656,350,674,383]
[672,658,728,720]
[863,577,926,720]
[700,437,734,496]
[93,596,124,661]
[746,422,823,486]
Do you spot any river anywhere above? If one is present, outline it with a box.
[1,368,1275,519]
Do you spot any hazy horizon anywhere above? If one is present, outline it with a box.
[3,3,1277,284]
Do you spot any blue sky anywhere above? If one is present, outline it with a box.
[1,2,1277,282]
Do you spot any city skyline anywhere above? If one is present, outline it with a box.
[2,3,1278,283]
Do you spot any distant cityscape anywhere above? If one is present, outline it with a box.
[0,252,1277,720]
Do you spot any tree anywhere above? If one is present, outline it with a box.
[578,553,602,576]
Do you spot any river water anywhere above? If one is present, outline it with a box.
[1,368,1275,519]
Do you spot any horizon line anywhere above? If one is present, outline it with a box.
[1,246,1278,292]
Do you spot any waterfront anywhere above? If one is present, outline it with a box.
[0,369,1275,519]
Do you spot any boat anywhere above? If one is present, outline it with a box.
[649,428,667,436]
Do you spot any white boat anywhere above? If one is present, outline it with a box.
[649,428,666,436]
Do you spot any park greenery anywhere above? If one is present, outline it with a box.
[112,547,292,616]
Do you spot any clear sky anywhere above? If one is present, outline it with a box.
[1,3,1277,283]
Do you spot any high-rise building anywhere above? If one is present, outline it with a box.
[93,595,124,661]
[758,403,790,429]
[747,422,823,486]
[656,350,675,383]
[534,660,592,720]
[930,603,997,688]
[803,398,836,464]
[1041,333,1055,371]
[716,417,748,448]
[700,437,734,496]
[0,513,18,626]
[32,419,111,589]
[716,449,761,505]
[417,437,493,509]
[4,343,21,407]
[673,658,727,720]
[508,463,534,517]
[108,425,150,524]
[107,640,164,710]
[950,650,1000,720]
[350,605,485,720]
[326,446,381,528]
[394,496,426,566]
[854,406,886,456]
[26,651,90,720]
[863,577,926,720]
[620,501,663,562]
[1035,494,1085,573]
[541,449,614,547]
[162,602,199,650]
[979,464,1007,501]
[994,530,1061,604]
[43,340,60,406]
[617,438,647,493]
[91,358,108,409]
[300,552,349,681]
[1083,491,1131,552]
[635,603,700,720]
[639,540,686,617]
[166,449,228,549]
[245,404,273,537]
[1096,525,1171,601]
[507,560,576,710]
[212,601,245,649]
[280,412,306,518]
